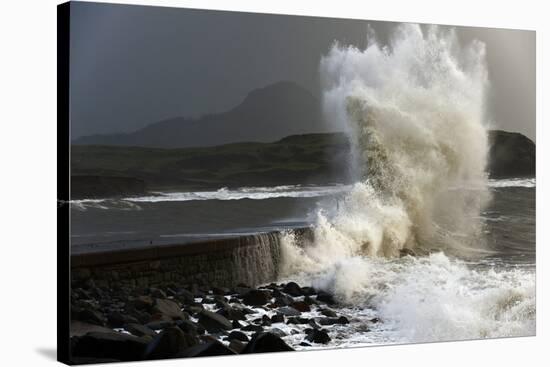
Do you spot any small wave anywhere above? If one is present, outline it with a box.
[124,184,351,203]
[488,178,535,188]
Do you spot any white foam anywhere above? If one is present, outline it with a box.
[488,178,536,188]
[279,24,535,344]
[124,184,350,203]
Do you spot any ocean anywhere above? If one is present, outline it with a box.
[70,178,535,347]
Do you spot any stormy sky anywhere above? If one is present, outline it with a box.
[70,1,536,141]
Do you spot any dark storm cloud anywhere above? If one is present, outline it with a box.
[70,2,535,140]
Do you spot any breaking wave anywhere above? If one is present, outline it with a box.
[279,24,535,342]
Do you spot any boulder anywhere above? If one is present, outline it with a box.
[292,301,311,312]
[227,331,249,342]
[276,306,301,317]
[128,295,154,311]
[70,321,114,337]
[197,310,232,333]
[318,316,349,326]
[124,323,157,338]
[305,328,331,344]
[175,289,195,305]
[242,332,294,353]
[149,288,167,299]
[217,306,246,321]
[145,320,174,331]
[151,298,185,320]
[232,320,246,329]
[271,314,285,323]
[107,311,138,328]
[144,327,199,359]
[286,317,310,325]
[316,291,336,305]
[242,290,271,306]
[74,309,107,326]
[273,295,294,307]
[71,331,149,361]
[269,328,287,338]
[176,319,202,335]
[228,339,246,353]
[320,309,337,317]
[282,282,303,297]
[241,324,263,333]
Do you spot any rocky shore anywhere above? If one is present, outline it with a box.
[70,279,371,364]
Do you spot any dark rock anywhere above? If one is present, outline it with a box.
[316,291,336,305]
[320,309,337,317]
[149,288,167,299]
[144,327,199,359]
[308,319,321,329]
[301,287,317,296]
[303,296,316,305]
[151,298,185,321]
[70,321,114,337]
[292,301,311,312]
[71,332,149,361]
[260,315,271,327]
[175,289,195,305]
[242,289,271,306]
[128,309,152,324]
[277,306,301,317]
[287,317,310,325]
[488,130,536,178]
[273,295,294,307]
[241,324,263,333]
[305,328,331,344]
[337,316,349,324]
[107,311,138,328]
[197,310,232,333]
[228,339,246,353]
[75,309,106,326]
[176,319,201,335]
[283,282,303,297]
[299,342,312,347]
[370,317,380,323]
[212,287,230,295]
[177,341,237,357]
[271,313,285,323]
[242,332,294,353]
[217,306,246,321]
[227,331,249,342]
[128,295,154,311]
[232,320,245,329]
[269,328,287,338]
[184,303,204,315]
[146,320,174,331]
[124,323,157,338]
[233,286,252,298]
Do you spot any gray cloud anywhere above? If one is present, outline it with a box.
[70,2,535,141]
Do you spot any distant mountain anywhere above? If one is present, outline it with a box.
[73,81,329,148]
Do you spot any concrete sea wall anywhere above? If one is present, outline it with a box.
[71,228,312,289]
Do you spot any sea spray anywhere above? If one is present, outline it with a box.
[278,24,535,343]
[281,24,492,276]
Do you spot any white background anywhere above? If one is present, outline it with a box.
[0,0,547,365]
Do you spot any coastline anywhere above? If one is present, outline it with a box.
[69,227,361,363]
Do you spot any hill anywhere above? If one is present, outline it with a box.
[72,81,329,148]
[71,130,535,198]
